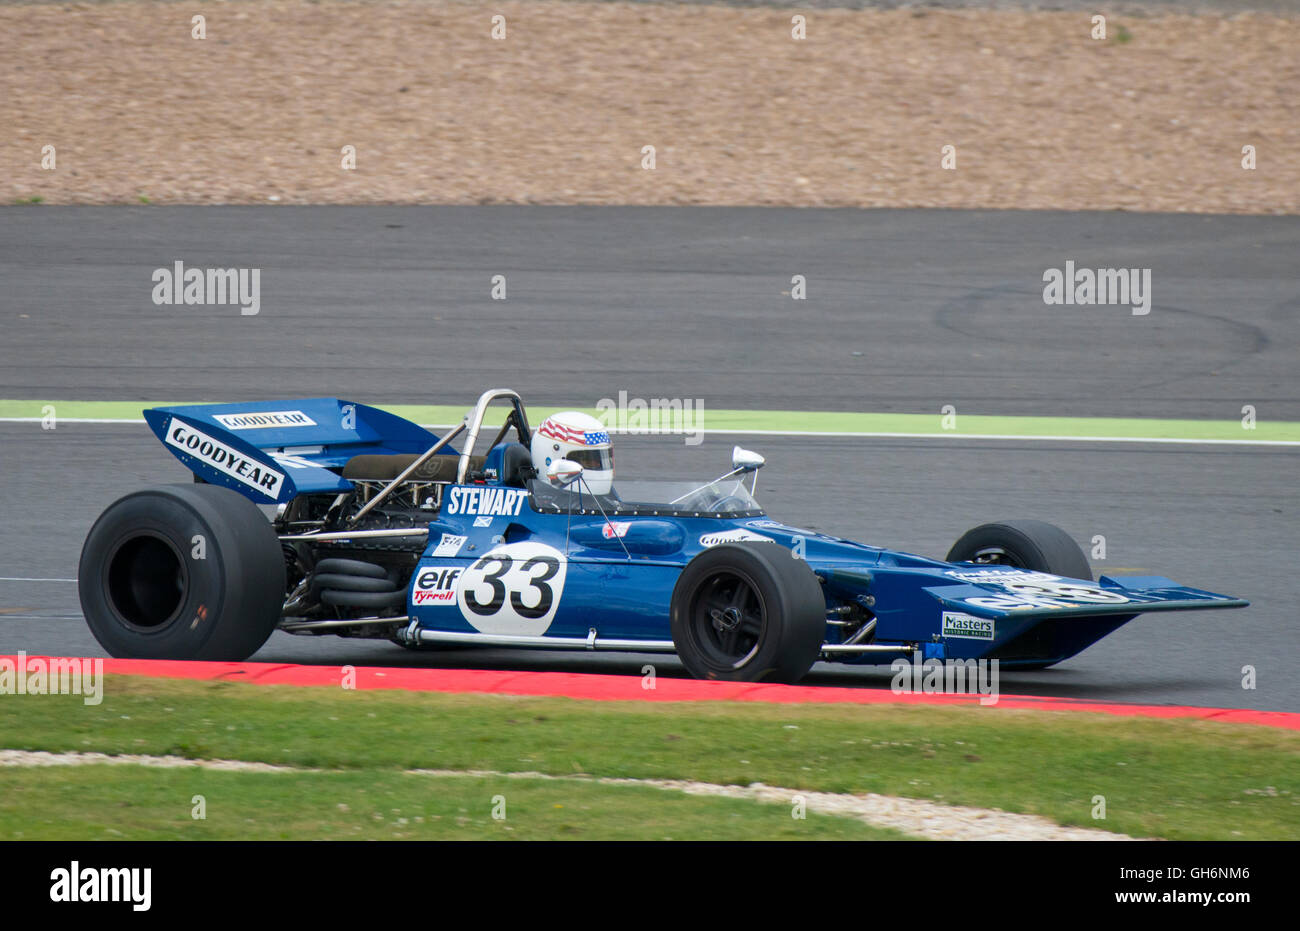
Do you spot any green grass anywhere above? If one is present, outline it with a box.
[0,766,899,840]
[1,677,1296,840]
[1,400,1297,443]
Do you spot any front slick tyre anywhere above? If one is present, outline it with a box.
[944,519,1092,671]
[671,542,826,684]
[79,484,286,661]
[944,519,1092,581]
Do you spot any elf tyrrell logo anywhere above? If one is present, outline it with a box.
[445,486,528,517]
[413,566,462,605]
[49,861,152,911]
[165,419,284,498]
[212,410,316,430]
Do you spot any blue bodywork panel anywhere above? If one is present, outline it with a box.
[406,488,1247,667]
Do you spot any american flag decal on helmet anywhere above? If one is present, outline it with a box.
[539,420,609,446]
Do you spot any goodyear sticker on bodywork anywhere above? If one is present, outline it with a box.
[699,529,774,547]
[212,410,317,430]
[164,418,285,499]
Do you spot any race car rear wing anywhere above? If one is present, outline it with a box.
[143,398,446,504]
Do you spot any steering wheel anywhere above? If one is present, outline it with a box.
[675,489,716,511]
[679,489,746,512]
[708,494,748,512]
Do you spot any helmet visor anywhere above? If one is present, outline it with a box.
[565,447,613,471]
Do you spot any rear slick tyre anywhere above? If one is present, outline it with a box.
[78,484,286,660]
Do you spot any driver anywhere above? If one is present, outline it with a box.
[530,411,615,495]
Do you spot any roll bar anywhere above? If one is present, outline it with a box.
[456,388,533,483]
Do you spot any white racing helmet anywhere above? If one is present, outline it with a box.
[531,411,614,495]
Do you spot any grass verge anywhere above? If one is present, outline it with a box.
[0,766,900,840]
[1,676,1296,840]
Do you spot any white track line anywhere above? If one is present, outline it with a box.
[0,417,146,424]
[0,578,77,583]
[0,616,83,621]
[417,424,1300,447]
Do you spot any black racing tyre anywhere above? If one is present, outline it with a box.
[670,542,826,684]
[79,484,286,661]
[945,519,1092,581]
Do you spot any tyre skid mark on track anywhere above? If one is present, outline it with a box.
[7,656,1296,730]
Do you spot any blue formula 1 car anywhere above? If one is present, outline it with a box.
[78,389,1248,682]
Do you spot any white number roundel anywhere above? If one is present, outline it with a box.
[457,541,568,636]
[1001,579,1129,604]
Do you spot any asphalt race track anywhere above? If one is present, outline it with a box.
[1,206,1296,420]
[0,207,1296,711]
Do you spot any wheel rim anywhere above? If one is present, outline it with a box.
[970,545,1025,569]
[103,532,188,633]
[687,569,766,670]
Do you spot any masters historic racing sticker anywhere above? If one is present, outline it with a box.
[942,611,995,640]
